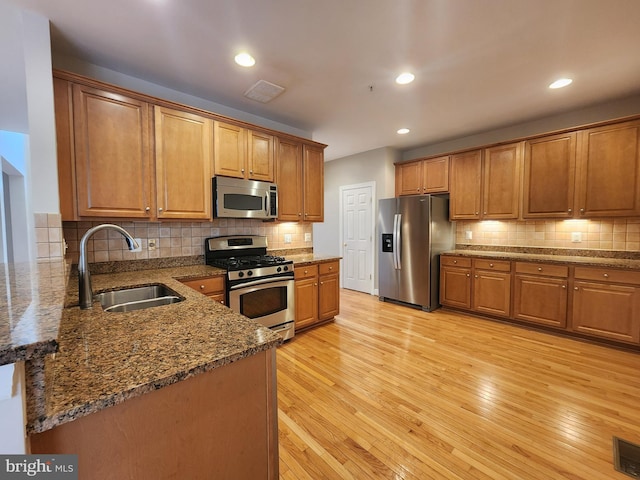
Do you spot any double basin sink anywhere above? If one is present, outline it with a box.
[95,284,184,313]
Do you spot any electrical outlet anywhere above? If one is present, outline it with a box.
[571,232,582,243]
[305,233,312,242]
[148,238,158,251]
[284,234,292,244]
[132,238,142,253]
[465,230,473,240]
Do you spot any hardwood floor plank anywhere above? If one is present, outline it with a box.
[278,289,640,479]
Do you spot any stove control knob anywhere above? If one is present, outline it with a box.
[277,267,282,272]
[238,272,244,278]
[247,270,253,276]
[283,266,289,271]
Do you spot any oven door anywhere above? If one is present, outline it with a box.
[228,277,294,329]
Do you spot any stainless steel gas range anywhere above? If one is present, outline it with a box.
[205,235,295,341]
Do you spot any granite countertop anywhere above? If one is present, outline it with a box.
[19,262,282,435]
[0,261,70,366]
[443,248,640,270]
[286,253,342,266]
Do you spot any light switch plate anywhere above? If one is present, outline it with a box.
[305,233,312,242]
[284,234,292,244]
[465,230,473,240]
[571,232,582,243]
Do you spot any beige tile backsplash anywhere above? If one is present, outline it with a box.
[61,219,313,264]
[456,218,640,251]
[35,213,65,260]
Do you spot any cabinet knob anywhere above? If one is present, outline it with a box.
[241,168,245,173]
[474,274,478,278]
[200,285,205,290]
[298,213,302,216]
[304,270,308,274]
[537,267,542,271]
[603,273,609,278]
[562,285,566,289]
[158,207,163,212]
[580,208,585,214]
[250,170,253,174]
[489,263,494,267]
[320,281,324,285]
[416,188,420,191]
[568,209,572,213]
[466,273,470,277]
[145,206,150,212]
[314,283,318,286]
[328,266,333,270]
[574,286,579,290]
[483,211,487,215]
[453,260,458,264]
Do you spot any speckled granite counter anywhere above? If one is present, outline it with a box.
[0,261,70,365]
[443,248,640,269]
[286,253,342,266]
[16,262,281,435]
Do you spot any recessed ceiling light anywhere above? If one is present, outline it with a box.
[234,52,255,67]
[397,128,410,135]
[395,72,415,85]
[549,78,573,89]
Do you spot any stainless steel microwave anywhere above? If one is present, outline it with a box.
[213,176,278,219]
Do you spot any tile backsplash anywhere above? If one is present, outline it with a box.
[35,213,65,260]
[456,218,640,251]
[59,219,312,264]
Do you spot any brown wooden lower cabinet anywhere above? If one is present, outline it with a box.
[441,255,640,347]
[30,350,279,480]
[180,275,226,305]
[294,260,340,332]
[513,262,569,328]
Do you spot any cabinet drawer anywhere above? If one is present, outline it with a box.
[319,261,339,276]
[440,256,472,268]
[294,264,319,280]
[574,267,640,286]
[473,259,511,272]
[515,262,569,278]
[181,276,225,295]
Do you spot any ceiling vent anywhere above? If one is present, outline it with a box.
[244,80,285,103]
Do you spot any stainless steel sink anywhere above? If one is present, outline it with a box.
[95,284,184,313]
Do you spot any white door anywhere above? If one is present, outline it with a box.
[341,183,374,294]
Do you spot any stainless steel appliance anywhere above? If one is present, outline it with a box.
[205,235,295,340]
[213,176,278,219]
[378,195,454,311]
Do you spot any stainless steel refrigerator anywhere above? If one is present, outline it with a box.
[378,195,454,311]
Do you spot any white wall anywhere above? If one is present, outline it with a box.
[313,147,398,290]
[402,93,640,161]
[0,364,26,454]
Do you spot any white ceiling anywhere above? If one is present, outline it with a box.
[4,0,640,161]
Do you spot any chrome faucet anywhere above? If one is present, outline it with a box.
[78,224,139,309]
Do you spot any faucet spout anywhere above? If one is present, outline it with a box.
[78,224,139,309]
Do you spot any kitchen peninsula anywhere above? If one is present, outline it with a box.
[1,259,281,480]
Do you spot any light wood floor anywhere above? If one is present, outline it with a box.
[276,289,640,479]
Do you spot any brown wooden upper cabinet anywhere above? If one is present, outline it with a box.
[69,83,154,219]
[396,156,449,196]
[450,143,522,220]
[276,138,324,222]
[522,132,577,218]
[575,119,640,217]
[154,106,213,220]
[213,121,274,182]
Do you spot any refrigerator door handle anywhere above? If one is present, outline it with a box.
[394,213,402,270]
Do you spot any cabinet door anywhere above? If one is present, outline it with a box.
[155,106,213,220]
[523,132,577,218]
[303,144,324,222]
[214,122,247,178]
[440,266,472,309]
[513,274,568,328]
[73,84,153,218]
[575,120,640,217]
[276,138,303,221]
[482,142,522,219]
[473,270,511,318]
[53,77,77,221]
[247,130,274,182]
[396,161,423,196]
[294,277,318,330]
[319,273,340,320]
[450,150,482,220]
[571,281,640,343]
[423,156,450,193]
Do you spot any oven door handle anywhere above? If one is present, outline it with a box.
[228,276,294,290]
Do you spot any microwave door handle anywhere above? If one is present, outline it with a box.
[265,193,270,215]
